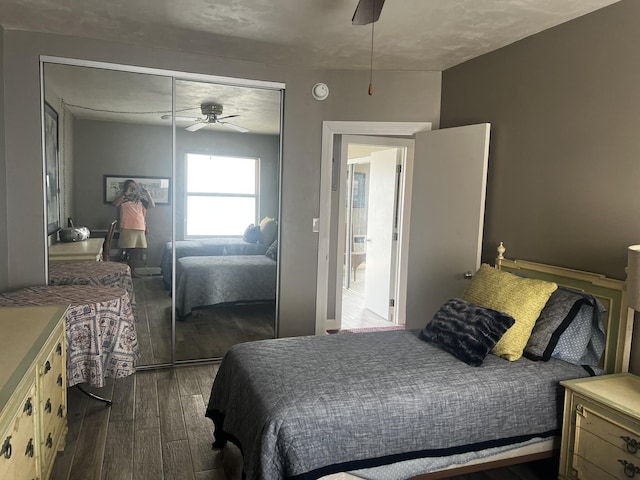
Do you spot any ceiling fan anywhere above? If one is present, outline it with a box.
[352,0,386,95]
[162,103,249,133]
[352,0,385,25]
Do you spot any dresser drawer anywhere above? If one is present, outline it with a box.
[39,344,65,436]
[0,383,38,480]
[38,328,66,477]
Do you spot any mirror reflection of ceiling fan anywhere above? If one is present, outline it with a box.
[161,103,249,133]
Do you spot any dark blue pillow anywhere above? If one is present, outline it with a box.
[421,298,515,367]
[243,224,261,243]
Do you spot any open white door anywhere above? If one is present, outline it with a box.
[404,123,490,329]
[363,148,398,319]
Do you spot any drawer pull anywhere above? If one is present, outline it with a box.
[44,360,51,374]
[623,436,640,454]
[1,436,12,459]
[57,374,63,386]
[25,438,34,458]
[56,343,62,355]
[45,398,52,413]
[45,433,53,449]
[619,459,640,478]
[58,405,64,418]
[23,397,33,416]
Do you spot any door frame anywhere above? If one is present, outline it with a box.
[315,121,431,335]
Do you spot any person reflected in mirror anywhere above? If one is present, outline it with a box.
[112,179,155,277]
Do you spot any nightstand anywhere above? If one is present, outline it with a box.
[559,373,640,479]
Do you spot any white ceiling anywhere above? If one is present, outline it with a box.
[11,0,621,134]
[1,0,619,70]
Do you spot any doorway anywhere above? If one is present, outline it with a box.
[316,121,491,334]
[338,136,414,331]
[315,122,431,335]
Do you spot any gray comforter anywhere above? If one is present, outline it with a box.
[175,255,276,318]
[205,329,591,480]
[161,238,269,287]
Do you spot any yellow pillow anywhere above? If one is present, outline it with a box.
[259,217,277,245]
[462,264,557,361]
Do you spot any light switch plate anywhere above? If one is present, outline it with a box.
[312,218,320,232]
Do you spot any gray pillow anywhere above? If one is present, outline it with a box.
[552,299,606,367]
[421,298,515,367]
[524,287,606,367]
[524,287,589,361]
[265,240,278,261]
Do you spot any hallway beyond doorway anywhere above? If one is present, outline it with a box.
[339,266,397,331]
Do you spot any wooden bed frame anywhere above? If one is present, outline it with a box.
[322,243,633,480]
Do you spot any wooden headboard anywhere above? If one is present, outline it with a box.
[495,242,633,374]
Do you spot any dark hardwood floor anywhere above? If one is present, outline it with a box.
[133,275,275,365]
[50,364,225,480]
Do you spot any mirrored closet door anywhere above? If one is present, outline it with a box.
[42,59,283,368]
[172,79,282,361]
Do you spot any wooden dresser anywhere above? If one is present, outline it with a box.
[0,305,68,480]
[48,238,104,263]
[559,373,640,480]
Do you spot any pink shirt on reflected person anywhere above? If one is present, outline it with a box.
[119,200,146,230]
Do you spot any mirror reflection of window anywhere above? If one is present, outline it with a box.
[185,154,258,237]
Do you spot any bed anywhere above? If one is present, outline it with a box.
[160,238,270,288]
[175,254,277,319]
[205,245,633,480]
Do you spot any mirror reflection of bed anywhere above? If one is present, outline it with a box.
[43,61,282,365]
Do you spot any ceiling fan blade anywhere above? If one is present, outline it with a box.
[185,121,209,132]
[161,114,200,122]
[218,114,240,121]
[220,121,249,133]
[352,0,385,25]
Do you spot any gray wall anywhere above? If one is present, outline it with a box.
[440,0,640,371]
[1,28,441,337]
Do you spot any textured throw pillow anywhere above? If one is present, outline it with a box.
[462,264,558,361]
[265,240,278,261]
[243,224,261,243]
[259,217,277,245]
[524,287,592,361]
[421,298,515,367]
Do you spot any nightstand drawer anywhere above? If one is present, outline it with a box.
[574,427,640,479]
[576,406,640,458]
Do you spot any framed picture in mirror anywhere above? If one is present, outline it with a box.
[104,175,171,205]
[44,102,61,235]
